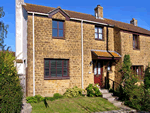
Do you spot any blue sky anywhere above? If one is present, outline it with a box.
[1,0,150,52]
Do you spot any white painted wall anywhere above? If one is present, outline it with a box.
[15,0,27,75]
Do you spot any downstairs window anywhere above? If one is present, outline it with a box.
[132,65,144,80]
[44,59,69,79]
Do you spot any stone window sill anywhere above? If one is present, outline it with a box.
[44,77,70,80]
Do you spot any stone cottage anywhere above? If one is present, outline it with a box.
[15,0,150,97]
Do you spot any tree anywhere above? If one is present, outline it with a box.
[144,63,150,89]
[0,6,9,51]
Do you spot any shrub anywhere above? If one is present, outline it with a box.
[53,93,63,99]
[0,51,23,113]
[144,64,150,89]
[118,55,150,111]
[63,86,84,98]
[45,97,55,101]
[26,95,44,103]
[86,84,102,97]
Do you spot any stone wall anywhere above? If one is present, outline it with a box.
[26,11,150,97]
[121,31,150,69]
[26,12,116,96]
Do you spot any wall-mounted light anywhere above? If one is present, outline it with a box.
[90,61,93,66]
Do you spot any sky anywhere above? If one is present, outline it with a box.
[1,0,150,52]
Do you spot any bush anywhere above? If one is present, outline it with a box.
[86,84,102,97]
[27,93,63,103]
[26,95,44,103]
[144,65,150,89]
[0,51,23,113]
[63,86,84,98]
[53,93,63,99]
[118,55,150,111]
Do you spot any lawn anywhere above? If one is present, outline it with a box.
[31,97,119,113]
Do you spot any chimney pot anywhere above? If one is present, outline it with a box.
[130,18,137,26]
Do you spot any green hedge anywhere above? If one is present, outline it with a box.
[0,51,23,113]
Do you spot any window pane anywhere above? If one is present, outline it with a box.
[64,60,68,68]
[59,30,63,37]
[63,68,68,76]
[99,34,103,39]
[98,62,101,74]
[45,60,49,68]
[99,28,102,33]
[136,68,138,75]
[59,22,63,29]
[94,65,97,75]
[51,68,56,77]
[95,33,98,38]
[57,68,62,77]
[57,60,62,68]
[95,27,98,32]
[45,69,49,76]
[51,60,56,68]
[52,20,57,28]
[52,29,57,37]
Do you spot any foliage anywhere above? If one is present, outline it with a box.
[118,55,150,111]
[0,7,9,51]
[26,95,44,103]
[27,93,63,103]
[53,93,63,99]
[0,51,23,113]
[86,84,102,97]
[63,86,85,98]
[144,64,150,89]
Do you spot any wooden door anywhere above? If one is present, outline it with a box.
[94,61,103,87]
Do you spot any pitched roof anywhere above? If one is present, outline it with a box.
[23,3,150,36]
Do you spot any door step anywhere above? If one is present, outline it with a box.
[96,86,137,112]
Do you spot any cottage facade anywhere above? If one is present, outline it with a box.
[15,0,150,97]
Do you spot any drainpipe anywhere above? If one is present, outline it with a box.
[81,20,84,89]
[32,13,35,96]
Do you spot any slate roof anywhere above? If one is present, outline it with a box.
[23,3,150,36]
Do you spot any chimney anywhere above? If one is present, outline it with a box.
[130,18,137,26]
[94,5,103,19]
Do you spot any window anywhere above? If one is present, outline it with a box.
[132,66,143,80]
[107,62,112,71]
[95,27,103,40]
[133,34,139,49]
[52,20,64,38]
[93,61,102,75]
[44,59,69,79]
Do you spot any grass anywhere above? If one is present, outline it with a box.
[31,97,119,113]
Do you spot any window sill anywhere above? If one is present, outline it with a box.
[95,38,104,41]
[52,37,65,40]
[44,76,70,80]
[133,48,140,50]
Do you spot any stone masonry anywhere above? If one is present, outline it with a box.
[26,11,150,97]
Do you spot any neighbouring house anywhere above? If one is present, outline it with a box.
[15,0,150,97]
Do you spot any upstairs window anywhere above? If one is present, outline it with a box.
[132,65,143,80]
[95,27,103,40]
[133,34,139,50]
[52,20,64,38]
[44,59,69,79]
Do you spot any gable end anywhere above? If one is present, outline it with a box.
[48,8,70,20]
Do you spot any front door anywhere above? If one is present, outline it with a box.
[93,61,103,87]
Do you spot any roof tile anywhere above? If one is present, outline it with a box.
[23,3,150,36]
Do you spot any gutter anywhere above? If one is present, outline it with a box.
[32,12,35,96]
[27,11,114,27]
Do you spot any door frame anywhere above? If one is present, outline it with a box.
[93,60,103,87]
